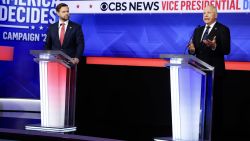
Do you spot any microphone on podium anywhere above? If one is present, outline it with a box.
[184,25,201,54]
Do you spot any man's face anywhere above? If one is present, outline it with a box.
[57,6,69,21]
[203,7,217,25]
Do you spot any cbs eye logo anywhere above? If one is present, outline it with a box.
[100,2,108,11]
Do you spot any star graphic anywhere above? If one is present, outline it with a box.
[126,28,163,57]
[31,25,35,30]
[89,4,93,8]
[39,26,44,30]
[77,5,80,8]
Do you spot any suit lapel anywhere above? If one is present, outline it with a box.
[53,22,61,47]
[207,23,218,40]
[198,26,204,42]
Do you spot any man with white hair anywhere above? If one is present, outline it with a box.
[188,5,231,141]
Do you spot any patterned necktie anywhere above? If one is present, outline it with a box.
[202,26,210,41]
[60,23,65,46]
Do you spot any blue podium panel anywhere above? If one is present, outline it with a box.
[159,55,214,141]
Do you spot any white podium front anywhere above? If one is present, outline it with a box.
[155,54,214,141]
[26,50,77,133]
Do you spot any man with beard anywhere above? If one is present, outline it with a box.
[45,3,84,64]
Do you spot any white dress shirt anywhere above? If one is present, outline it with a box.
[58,20,69,38]
[201,21,216,42]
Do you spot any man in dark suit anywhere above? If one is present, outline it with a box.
[45,3,84,64]
[188,5,231,141]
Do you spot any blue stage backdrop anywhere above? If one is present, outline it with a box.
[0,0,57,98]
[0,0,250,98]
[77,13,250,61]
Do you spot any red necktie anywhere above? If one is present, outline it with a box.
[60,23,65,46]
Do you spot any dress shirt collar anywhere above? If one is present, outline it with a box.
[58,20,69,28]
[206,21,216,31]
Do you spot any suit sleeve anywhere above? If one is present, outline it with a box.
[44,26,52,50]
[217,26,231,55]
[75,25,84,59]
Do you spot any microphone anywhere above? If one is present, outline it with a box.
[184,25,201,54]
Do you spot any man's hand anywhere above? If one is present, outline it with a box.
[72,58,79,64]
[188,42,195,54]
[203,36,216,50]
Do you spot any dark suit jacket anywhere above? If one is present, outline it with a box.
[191,22,230,77]
[45,20,84,59]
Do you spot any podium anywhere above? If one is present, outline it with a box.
[26,50,77,132]
[155,55,214,141]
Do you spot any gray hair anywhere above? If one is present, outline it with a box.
[205,5,218,14]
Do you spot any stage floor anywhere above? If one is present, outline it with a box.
[1,110,247,141]
[0,112,124,141]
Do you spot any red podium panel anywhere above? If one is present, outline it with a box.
[26,50,77,132]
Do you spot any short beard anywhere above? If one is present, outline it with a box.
[61,16,69,21]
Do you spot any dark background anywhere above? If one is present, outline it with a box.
[75,58,250,141]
